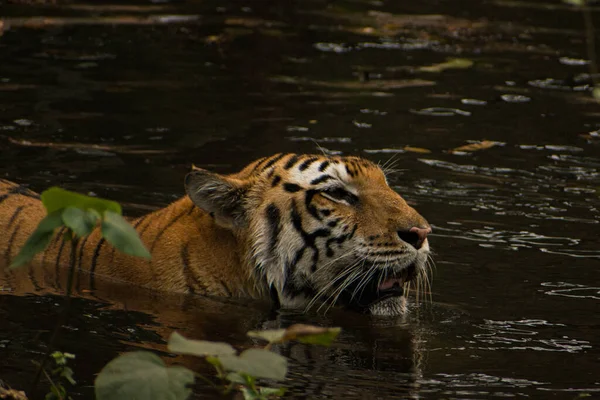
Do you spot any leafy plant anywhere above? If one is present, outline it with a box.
[38,352,76,400]
[6,187,151,397]
[95,325,341,400]
[9,186,150,269]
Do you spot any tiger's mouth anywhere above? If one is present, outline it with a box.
[341,264,416,313]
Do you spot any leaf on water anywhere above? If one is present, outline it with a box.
[282,324,341,346]
[450,140,503,154]
[9,210,64,269]
[248,325,341,346]
[593,87,600,100]
[418,58,474,73]
[168,332,236,357]
[62,207,98,238]
[95,351,194,400]
[101,211,151,259]
[403,145,431,154]
[218,349,288,381]
[247,329,287,343]
[42,187,122,215]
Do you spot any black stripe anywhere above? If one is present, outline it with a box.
[261,153,287,172]
[325,231,350,257]
[304,189,321,221]
[298,157,318,171]
[318,160,330,172]
[0,185,40,204]
[283,183,302,193]
[271,175,281,187]
[250,157,268,174]
[186,203,196,215]
[265,203,281,254]
[150,208,190,252]
[180,242,196,294]
[310,175,333,185]
[345,165,355,177]
[327,219,339,227]
[286,200,331,297]
[133,214,150,229]
[219,280,233,297]
[75,235,91,292]
[5,220,22,264]
[4,205,25,262]
[54,233,68,290]
[284,154,301,170]
[6,205,25,228]
[348,224,358,239]
[89,238,106,290]
[42,226,66,271]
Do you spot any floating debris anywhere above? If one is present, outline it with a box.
[418,58,474,73]
[450,140,504,154]
[364,148,405,154]
[352,120,372,128]
[13,119,33,126]
[410,107,471,116]
[313,42,352,53]
[461,98,488,106]
[500,94,531,103]
[558,57,589,66]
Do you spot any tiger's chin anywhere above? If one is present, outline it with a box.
[368,296,407,316]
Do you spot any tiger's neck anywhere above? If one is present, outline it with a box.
[77,197,265,298]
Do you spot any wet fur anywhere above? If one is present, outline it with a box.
[0,154,432,315]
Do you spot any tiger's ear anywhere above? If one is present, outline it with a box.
[185,169,250,229]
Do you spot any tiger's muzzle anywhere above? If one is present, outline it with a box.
[340,263,418,315]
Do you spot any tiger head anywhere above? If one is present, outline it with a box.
[185,154,432,316]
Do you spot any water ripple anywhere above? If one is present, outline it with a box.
[472,319,591,353]
[542,282,600,300]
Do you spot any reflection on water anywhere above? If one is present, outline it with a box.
[1,0,600,398]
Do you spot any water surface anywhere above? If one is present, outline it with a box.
[1,0,599,398]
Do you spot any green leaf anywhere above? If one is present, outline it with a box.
[61,367,77,385]
[259,387,286,397]
[42,187,121,215]
[101,211,151,259]
[9,210,64,269]
[225,372,248,385]
[205,356,221,368]
[248,324,341,346]
[62,207,98,238]
[168,332,236,357]
[95,351,193,400]
[218,349,288,381]
[241,387,260,400]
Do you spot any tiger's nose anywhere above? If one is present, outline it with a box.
[397,227,431,249]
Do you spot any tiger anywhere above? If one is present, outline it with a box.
[0,153,432,316]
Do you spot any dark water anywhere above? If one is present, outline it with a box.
[1,0,600,398]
